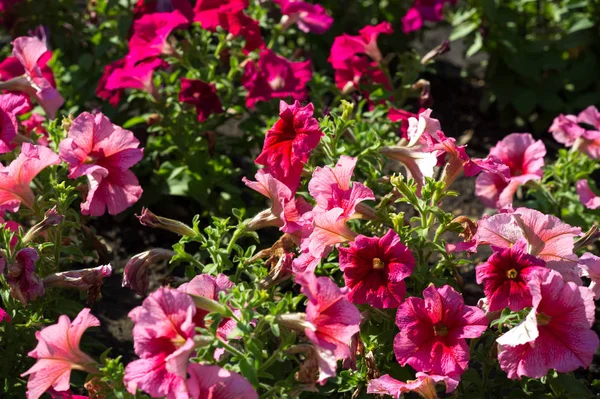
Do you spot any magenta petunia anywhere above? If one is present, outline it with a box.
[576,179,600,210]
[96,59,125,106]
[367,372,459,399]
[496,269,599,379]
[124,288,196,399]
[21,308,99,399]
[295,272,361,383]
[178,77,223,122]
[255,100,323,192]
[475,133,546,209]
[0,143,60,214]
[133,0,195,22]
[6,247,43,305]
[0,92,28,153]
[308,155,375,218]
[475,239,546,312]
[187,363,258,399]
[402,0,457,34]
[193,0,247,30]
[242,49,312,108]
[105,57,167,100]
[394,284,488,376]
[59,112,144,216]
[276,0,333,34]
[339,229,415,308]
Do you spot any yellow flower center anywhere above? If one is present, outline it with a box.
[536,313,551,326]
[433,322,448,337]
[372,258,385,270]
[506,269,518,279]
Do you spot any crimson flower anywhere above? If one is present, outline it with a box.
[178,77,223,122]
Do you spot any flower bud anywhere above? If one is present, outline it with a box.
[340,100,354,122]
[136,207,197,237]
[276,313,316,332]
[22,206,64,243]
[44,265,112,290]
[122,249,175,296]
[246,208,282,231]
[420,40,450,65]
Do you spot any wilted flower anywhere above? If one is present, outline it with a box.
[496,269,599,379]
[178,78,223,122]
[123,248,176,296]
[242,49,312,108]
[339,229,415,308]
[367,372,459,399]
[136,207,197,237]
[59,112,144,216]
[7,248,44,305]
[276,0,333,34]
[394,284,487,376]
[402,0,457,34]
[124,288,196,399]
[0,143,60,213]
[186,363,258,399]
[22,206,64,243]
[21,308,99,399]
[576,179,600,210]
[0,93,28,153]
[43,264,112,292]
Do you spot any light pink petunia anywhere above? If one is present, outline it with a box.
[549,106,600,159]
[276,0,333,34]
[402,0,458,34]
[242,49,312,109]
[576,179,600,210]
[59,112,144,216]
[475,207,581,282]
[5,37,64,119]
[6,248,44,305]
[0,93,28,153]
[187,363,258,399]
[549,113,586,146]
[124,288,196,399]
[308,155,375,218]
[127,10,189,65]
[21,308,99,399]
[105,58,167,100]
[579,252,600,299]
[255,100,323,192]
[367,372,459,399]
[475,239,546,312]
[394,284,488,376]
[475,133,546,208]
[339,229,415,308]
[295,272,361,383]
[300,208,357,262]
[0,143,60,213]
[497,269,599,379]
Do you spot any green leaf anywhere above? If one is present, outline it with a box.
[466,32,483,57]
[239,358,259,386]
[450,21,479,41]
[568,18,594,34]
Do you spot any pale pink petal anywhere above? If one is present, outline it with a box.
[576,180,600,210]
[187,363,258,399]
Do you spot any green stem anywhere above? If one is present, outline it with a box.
[227,222,248,254]
[259,342,285,371]
[217,338,246,359]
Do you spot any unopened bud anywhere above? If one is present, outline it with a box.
[276,313,316,332]
[62,114,73,132]
[246,208,282,231]
[574,225,600,252]
[123,249,176,296]
[22,206,64,243]
[421,40,450,65]
[340,100,354,121]
[136,208,197,237]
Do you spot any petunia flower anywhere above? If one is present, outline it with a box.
[275,0,333,34]
[59,112,144,216]
[475,239,546,312]
[0,36,64,119]
[338,229,415,308]
[6,247,44,305]
[293,272,361,383]
[95,59,125,106]
[127,10,189,65]
[22,112,49,145]
[178,78,223,122]
[0,143,60,213]
[394,284,488,376]
[388,107,421,139]
[255,100,323,192]
[43,264,112,291]
[105,58,167,101]
[124,288,196,399]
[193,0,246,30]
[0,307,9,323]
[242,49,312,108]
[402,0,458,34]
[133,0,195,22]
[21,308,100,399]
[475,133,546,209]
[187,363,258,399]
[496,269,599,379]
[123,249,176,296]
[578,252,600,299]
[0,93,28,153]
[367,372,459,399]
[308,155,375,218]
[475,207,582,282]
[576,179,600,210]
[300,208,357,263]
[549,106,600,159]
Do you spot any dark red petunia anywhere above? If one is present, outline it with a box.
[178,78,223,122]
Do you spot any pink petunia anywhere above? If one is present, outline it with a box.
[22,112,49,145]
[255,100,323,192]
[59,112,144,216]
[21,308,99,399]
[0,307,9,323]
[0,93,28,153]
[2,36,64,119]
[367,372,459,399]
[0,143,60,213]
[276,0,333,34]
[300,208,357,263]
[496,269,599,379]
[549,113,586,146]
[388,107,422,139]
[576,179,600,210]
[187,363,258,399]
[105,58,167,100]
[6,247,43,305]
[127,10,189,65]
[295,272,361,383]
[402,0,458,34]
[475,207,582,282]
[133,0,195,22]
[308,155,375,218]
[96,59,125,106]
[394,284,487,376]
[549,106,600,159]
[124,288,196,399]
[178,77,223,122]
[579,252,600,299]
[242,49,312,108]
[475,133,546,208]
[338,229,415,308]
[475,239,546,312]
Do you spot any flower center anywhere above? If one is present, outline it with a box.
[432,322,448,337]
[269,75,285,90]
[506,268,518,279]
[84,156,95,164]
[536,312,551,326]
[372,257,385,270]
